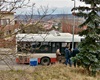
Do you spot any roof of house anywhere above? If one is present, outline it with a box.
[0,11,15,14]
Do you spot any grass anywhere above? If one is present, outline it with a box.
[0,63,100,80]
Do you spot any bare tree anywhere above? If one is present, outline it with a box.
[0,0,33,72]
[0,0,57,73]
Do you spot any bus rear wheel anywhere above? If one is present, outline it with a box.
[40,57,50,65]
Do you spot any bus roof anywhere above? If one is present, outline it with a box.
[16,33,84,42]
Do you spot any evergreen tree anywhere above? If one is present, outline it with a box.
[71,0,100,75]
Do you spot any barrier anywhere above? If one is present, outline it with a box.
[30,58,38,66]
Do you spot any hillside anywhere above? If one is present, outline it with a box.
[0,63,100,80]
[15,14,76,21]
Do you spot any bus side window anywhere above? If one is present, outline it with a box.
[40,42,51,53]
[52,43,56,53]
[30,42,40,53]
[17,42,22,52]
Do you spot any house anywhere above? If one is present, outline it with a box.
[61,23,83,34]
[0,11,19,48]
[0,11,15,26]
[61,17,84,34]
[0,11,20,35]
[61,20,87,34]
[0,11,16,36]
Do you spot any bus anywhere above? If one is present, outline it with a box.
[15,32,83,65]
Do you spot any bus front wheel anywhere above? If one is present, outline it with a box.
[40,57,50,65]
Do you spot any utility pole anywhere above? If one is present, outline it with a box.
[72,0,76,50]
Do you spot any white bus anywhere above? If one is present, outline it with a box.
[16,32,83,65]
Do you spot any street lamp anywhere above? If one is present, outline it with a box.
[72,0,76,50]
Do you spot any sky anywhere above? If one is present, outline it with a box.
[16,0,87,15]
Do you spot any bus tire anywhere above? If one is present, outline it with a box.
[40,57,50,65]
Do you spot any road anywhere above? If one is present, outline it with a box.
[0,55,36,70]
[0,48,35,70]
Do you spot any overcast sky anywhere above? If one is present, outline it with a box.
[16,0,86,15]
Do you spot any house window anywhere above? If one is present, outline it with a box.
[6,30,12,35]
[0,19,10,26]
